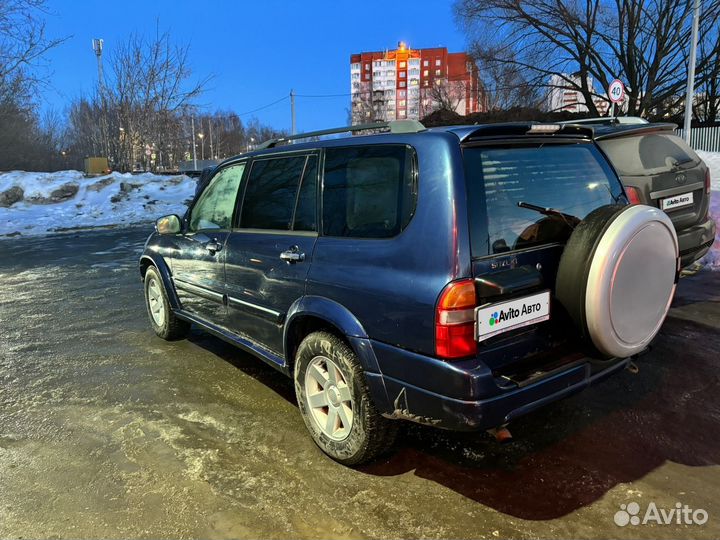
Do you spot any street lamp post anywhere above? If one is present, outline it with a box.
[118,127,125,171]
[209,121,214,159]
[191,117,197,170]
[683,0,701,143]
[198,132,205,161]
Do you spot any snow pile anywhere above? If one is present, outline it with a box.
[696,151,720,270]
[0,170,195,237]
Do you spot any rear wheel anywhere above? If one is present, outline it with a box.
[144,266,190,340]
[294,331,398,465]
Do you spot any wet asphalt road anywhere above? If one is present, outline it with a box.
[0,227,719,539]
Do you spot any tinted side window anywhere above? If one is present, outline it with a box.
[293,156,318,231]
[189,163,245,231]
[240,156,306,230]
[322,145,416,238]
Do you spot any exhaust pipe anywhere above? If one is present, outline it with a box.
[487,426,512,443]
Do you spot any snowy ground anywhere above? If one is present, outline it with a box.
[0,170,194,237]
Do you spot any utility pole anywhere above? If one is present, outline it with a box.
[290,89,296,135]
[191,117,197,170]
[683,0,701,143]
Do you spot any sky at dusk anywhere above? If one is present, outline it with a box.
[41,0,469,133]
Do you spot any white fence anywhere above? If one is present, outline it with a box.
[676,126,720,152]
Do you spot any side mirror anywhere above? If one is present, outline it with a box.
[155,214,181,234]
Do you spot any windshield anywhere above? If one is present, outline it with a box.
[464,143,624,257]
[597,133,699,176]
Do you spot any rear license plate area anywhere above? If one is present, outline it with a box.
[475,290,551,342]
[661,191,694,211]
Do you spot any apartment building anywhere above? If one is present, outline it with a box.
[350,42,483,123]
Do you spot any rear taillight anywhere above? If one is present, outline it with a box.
[625,186,642,204]
[706,169,711,195]
[435,279,477,359]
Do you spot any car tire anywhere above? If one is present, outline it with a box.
[555,204,678,358]
[294,331,398,465]
[144,266,190,340]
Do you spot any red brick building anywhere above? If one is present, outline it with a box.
[350,42,483,123]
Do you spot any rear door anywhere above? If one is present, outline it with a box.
[169,162,246,323]
[463,142,624,370]
[223,153,319,358]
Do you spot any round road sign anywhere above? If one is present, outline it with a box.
[608,79,625,104]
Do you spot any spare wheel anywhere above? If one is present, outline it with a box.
[555,204,679,358]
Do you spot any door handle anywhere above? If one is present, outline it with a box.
[280,246,305,263]
[206,240,223,254]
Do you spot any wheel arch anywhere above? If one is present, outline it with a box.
[139,254,181,310]
[283,296,376,373]
[284,297,392,418]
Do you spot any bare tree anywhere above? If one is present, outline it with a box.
[0,0,67,171]
[696,23,720,122]
[471,47,543,111]
[422,80,464,114]
[351,85,376,124]
[191,112,284,159]
[0,0,65,104]
[108,26,209,170]
[455,0,720,118]
[66,25,210,171]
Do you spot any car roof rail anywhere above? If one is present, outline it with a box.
[559,116,649,126]
[256,119,426,150]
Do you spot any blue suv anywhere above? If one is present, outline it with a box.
[140,120,680,464]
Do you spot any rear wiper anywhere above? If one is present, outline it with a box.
[517,201,580,229]
[670,158,694,171]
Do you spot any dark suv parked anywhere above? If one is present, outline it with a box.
[140,121,680,464]
[569,120,715,267]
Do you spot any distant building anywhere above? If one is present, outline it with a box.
[350,42,483,123]
[546,73,610,116]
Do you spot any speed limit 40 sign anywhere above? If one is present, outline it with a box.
[608,79,625,104]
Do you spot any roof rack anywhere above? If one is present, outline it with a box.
[560,116,649,126]
[256,119,426,150]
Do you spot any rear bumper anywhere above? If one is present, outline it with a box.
[678,216,716,267]
[359,339,630,431]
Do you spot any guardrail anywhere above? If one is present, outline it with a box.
[676,126,720,152]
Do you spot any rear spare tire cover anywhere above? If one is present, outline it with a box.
[556,204,678,358]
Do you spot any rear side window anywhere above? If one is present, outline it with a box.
[598,133,699,176]
[322,145,416,238]
[464,144,623,257]
[240,156,307,230]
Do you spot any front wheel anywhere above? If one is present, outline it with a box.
[144,266,190,340]
[294,331,398,465]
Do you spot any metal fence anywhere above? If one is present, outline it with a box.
[676,126,720,152]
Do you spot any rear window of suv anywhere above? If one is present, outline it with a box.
[464,143,624,257]
[598,133,699,176]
